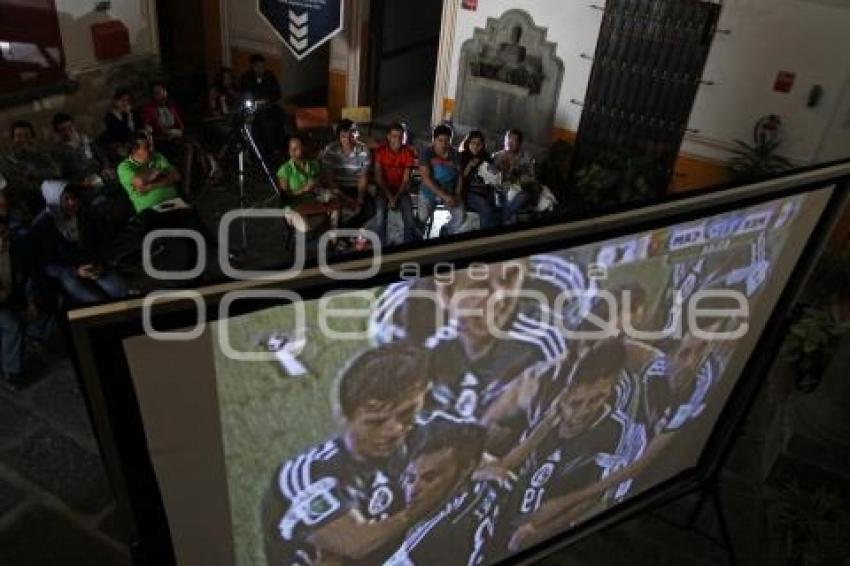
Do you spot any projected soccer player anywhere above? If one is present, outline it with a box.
[385,417,496,566]
[472,339,639,553]
[370,255,595,432]
[505,296,743,550]
[263,343,439,566]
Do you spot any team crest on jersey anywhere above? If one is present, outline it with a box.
[531,462,556,488]
[455,390,479,418]
[280,478,341,539]
[369,485,394,515]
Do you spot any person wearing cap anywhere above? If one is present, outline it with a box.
[320,119,375,230]
[31,182,128,305]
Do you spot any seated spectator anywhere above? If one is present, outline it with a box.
[493,129,537,225]
[141,82,220,193]
[240,54,291,161]
[0,120,61,217]
[114,133,209,271]
[459,130,500,230]
[374,123,418,244]
[31,182,128,305]
[100,88,137,163]
[320,119,373,230]
[52,112,134,240]
[209,67,240,117]
[277,134,340,235]
[205,68,240,160]
[0,218,52,391]
[418,125,465,236]
[118,133,181,213]
[51,112,116,188]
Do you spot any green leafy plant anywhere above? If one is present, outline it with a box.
[729,114,794,183]
[783,305,850,392]
[572,163,620,207]
[775,482,850,566]
[729,138,794,182]
[571,151,663,211]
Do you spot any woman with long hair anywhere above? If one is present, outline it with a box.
[459,130,500,230]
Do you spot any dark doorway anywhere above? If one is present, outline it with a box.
[367,0,444,136]
[155,0,221,106]
[569,0,722,202]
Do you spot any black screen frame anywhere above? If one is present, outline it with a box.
[66,163,850,565]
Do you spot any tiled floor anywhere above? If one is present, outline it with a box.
[0,357,131,566]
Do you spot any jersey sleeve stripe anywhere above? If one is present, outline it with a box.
[508,326,556,362]
[279,461,295,500]
[514,314,568,359]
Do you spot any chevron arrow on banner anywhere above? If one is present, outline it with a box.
[290,37,308,51]
[289,22,308,39]
[289,10,308,27]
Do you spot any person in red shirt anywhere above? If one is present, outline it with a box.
[373,123,418,245]
[141,82,185,148]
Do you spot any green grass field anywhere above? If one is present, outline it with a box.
[212,288,382,566]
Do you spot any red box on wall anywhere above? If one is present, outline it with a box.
[91,20,131,60]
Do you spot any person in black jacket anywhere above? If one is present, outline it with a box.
[31,182,128,305]
[0,218,52,391]
[100,88,138,164]
[239,53,291,160]
[460,130,500,230]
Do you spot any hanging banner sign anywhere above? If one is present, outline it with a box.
[259,0,344,61]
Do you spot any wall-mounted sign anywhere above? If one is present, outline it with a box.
[259,0,344,61]
[773,71,796,94]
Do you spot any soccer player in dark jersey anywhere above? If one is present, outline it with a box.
[506,295,743,551]
[263,343,440,565]
[369,255,594,438]
[471,339,639,553]
[385,416,497,566]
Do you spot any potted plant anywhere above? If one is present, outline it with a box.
[782,305,850,393]
[570,147,667,212]
[729,114,794,183]
[774,482,850,566]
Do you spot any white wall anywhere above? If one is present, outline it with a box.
[442,0,850,164]
[685,0,850,163]
[55,0,157,73]
[445,0,604,134]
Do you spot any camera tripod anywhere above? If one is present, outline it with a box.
[219,109,281,250]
